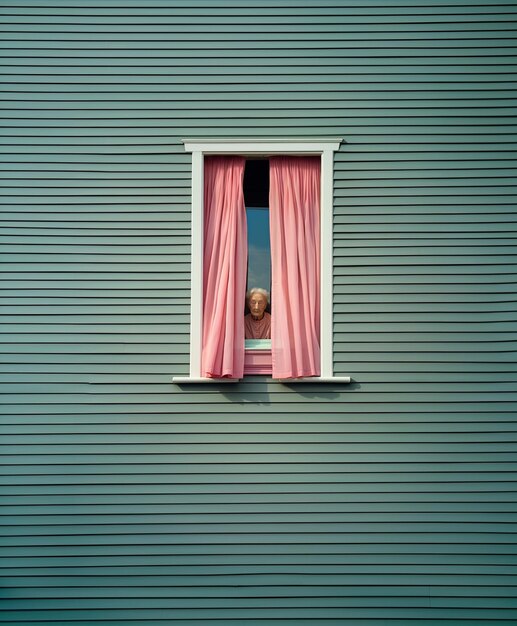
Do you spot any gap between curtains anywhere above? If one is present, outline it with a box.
[202,156,247,378]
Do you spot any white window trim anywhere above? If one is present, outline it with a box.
[173,138,350,384]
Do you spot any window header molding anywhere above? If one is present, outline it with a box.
[174,137,350,384]
[182,138,343,156]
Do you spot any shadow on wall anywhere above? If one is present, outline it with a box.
[174,379,357,404]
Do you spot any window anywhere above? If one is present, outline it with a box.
[173,139,350,383]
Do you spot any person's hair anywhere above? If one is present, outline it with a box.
[246,287,270,303]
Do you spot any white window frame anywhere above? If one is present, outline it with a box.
[173,138,350,384]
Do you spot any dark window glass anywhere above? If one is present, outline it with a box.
[243,160,271,294]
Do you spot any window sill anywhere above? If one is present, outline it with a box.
[172,376,351,384]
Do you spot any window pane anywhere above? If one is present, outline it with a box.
[246,206,270,294]
[245,339,271,349]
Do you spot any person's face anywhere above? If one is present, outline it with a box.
[249,294,268,319]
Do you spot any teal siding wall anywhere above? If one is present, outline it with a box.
[1,1,517,624]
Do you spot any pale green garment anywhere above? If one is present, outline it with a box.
[245,339,272,349]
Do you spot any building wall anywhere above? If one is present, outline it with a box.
[1,1,517,624]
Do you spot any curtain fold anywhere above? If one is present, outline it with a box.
[202,156,247,378]
[269,156,321,379]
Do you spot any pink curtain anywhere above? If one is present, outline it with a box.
[202,156,247,378]
[269,156,321,378]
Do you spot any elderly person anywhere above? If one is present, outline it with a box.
[244,287,271,339]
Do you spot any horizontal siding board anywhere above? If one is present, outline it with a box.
[2,407,516,421]
[3,445,517,457]
[2,4,517,16]
[4,505,516,520]
[3,94,517,105]
[3,434,517,447]
[3,488,517,501]
[2,47,515,59]
[0,587,516,600]
[3,401,517,413]
[3,502,517,516]
[2,368,517,381]
[0,621,510,626]
[2,30,516,43]
[1,597,515,609]
[5,53,517,64]
[3,422,517,434]
[3,493,517,506]
[3,14,517,26]
[3,474,517,488]
[2,0,516,8]
[3,563,517,575]
[4,462,517,474]
[1,92,517,103]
